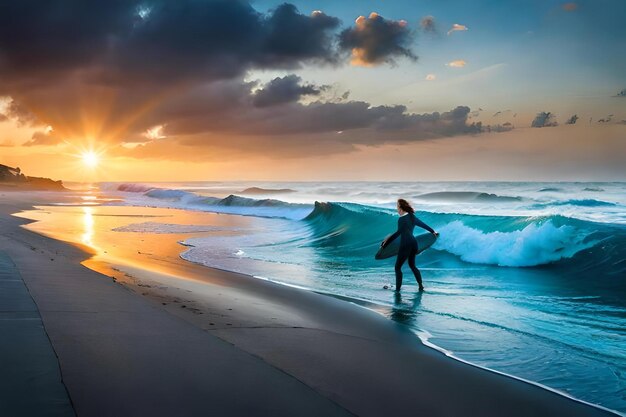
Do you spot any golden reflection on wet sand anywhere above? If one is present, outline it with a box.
[14,205,251,284]
[81,206,95,247]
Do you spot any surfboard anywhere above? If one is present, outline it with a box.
[375,232,438,260]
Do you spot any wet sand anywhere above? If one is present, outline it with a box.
[0,191,618,416]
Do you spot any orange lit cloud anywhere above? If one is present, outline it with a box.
[340,12,415,67]
[446,60,467,68]
[447,23,468,36]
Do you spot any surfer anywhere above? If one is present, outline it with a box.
[381,199,438,292]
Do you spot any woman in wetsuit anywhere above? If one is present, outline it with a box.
[381,199,437,292]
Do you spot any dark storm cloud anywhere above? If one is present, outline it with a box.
[531,112,558,128]
[250,101,415,135]
[149,101,484,158]
[0,0,134,83]
[0,1,344,143]
[112,3,341,83]
[259,6,341,66]
[139,82,482,143]
[339,13,416,66]
[252,75,328,108]
[0,1,341,91]
[0,1,489,157]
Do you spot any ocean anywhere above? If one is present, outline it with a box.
[98,181,626,413]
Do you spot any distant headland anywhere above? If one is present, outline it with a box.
[0,164,66,191]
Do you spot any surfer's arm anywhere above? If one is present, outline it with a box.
[413,215,436,234]
[382,229,401,248]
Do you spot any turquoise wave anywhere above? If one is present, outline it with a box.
[114,184,626,275]
[531,199,617,208]
[303,202,625,274]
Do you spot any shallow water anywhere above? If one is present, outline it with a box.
[91,181,626,412]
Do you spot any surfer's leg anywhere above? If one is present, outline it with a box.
[394,251,408,290]
[408,247,424,291]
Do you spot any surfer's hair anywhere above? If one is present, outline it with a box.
[397,199,415,214]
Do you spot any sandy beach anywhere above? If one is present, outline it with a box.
[3,0,625,414]
[0,191,619,417]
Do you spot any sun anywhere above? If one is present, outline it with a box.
[81,151,100,168]
[70,144,106,172]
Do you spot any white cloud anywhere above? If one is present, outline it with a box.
[0,96,11,115]
[144,125,166,140]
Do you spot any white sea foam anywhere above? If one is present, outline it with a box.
[434,220,597,267]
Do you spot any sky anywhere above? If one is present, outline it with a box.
[0,0,624,182]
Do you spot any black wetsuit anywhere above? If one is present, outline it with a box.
[384,213,435,290]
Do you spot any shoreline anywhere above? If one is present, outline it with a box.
[2,192,620,416]
[208,268,623,417]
